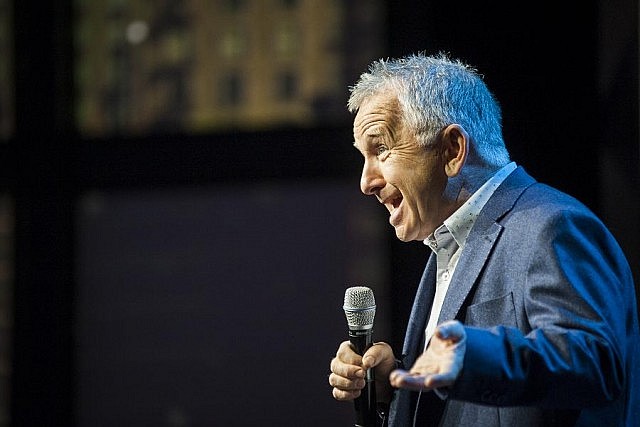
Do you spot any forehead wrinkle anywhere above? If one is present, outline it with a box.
[354,96,402,142]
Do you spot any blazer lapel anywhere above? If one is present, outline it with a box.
[402,254,437,366]
[438,166,536,324]
[389,254,437,427]
[437,222,501,323]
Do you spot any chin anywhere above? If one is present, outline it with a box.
[394,228,412,242]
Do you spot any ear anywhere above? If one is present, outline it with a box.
[441,124,469,177]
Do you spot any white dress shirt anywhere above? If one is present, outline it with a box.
[423,162,517,347]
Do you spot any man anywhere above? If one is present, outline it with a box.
[328,53,639,426]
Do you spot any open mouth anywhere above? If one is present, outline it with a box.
[386,195,404,228]
[391,196,402,210]
[384,195,402,213]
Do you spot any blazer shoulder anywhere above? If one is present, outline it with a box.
[496,167,597,220]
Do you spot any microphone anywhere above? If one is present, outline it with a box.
[343,286,378,427]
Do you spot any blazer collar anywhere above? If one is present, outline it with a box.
[436,166,536,324]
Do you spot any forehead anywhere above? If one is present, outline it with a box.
[353,93,400,133]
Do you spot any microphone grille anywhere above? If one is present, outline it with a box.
[343,286,376,329]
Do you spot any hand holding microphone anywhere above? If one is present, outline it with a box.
[329,287,396,427]
[343,286,377,427]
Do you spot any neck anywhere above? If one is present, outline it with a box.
[445,163,500,210]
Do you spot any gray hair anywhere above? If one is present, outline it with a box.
[348,52,510,168]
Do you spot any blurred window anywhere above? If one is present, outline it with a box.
[74,0,385,136]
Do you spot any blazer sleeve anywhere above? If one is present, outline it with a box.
[447,206,637,408]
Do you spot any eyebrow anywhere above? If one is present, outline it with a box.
[356,130,384,144]
[353,128,383,145]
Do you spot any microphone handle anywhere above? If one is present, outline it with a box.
[349,329,377,427]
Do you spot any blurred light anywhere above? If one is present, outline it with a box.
[126,20,149,45]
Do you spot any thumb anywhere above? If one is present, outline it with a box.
[361,342,393,370]
[362,350,379,369]
[435,320,465,342]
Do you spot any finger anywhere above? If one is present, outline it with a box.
[330,361,366,402]
[330,356,365,380]
[328,372,366,391]
[361,342,394,370]
[435,320,465,342]
[332,386,362,401]
[423,371,457,389]
[361,343,382,369]
[389,369,430,391]
[337,340,363,365]
[389,369,456,391]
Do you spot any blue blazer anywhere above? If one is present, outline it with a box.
[388,167,640,426]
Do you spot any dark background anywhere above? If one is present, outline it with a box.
[4,0,639,426]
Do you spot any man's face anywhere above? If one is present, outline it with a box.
[353,93,451,242]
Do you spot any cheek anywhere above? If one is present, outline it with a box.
[384,155,438,199]
[405,173,431,200]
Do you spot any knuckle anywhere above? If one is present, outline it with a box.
[327,373,338,387]
[332,388,347,401]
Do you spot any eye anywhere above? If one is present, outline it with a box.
[376,144,388,156]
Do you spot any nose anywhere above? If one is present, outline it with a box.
[360,158,385,195]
